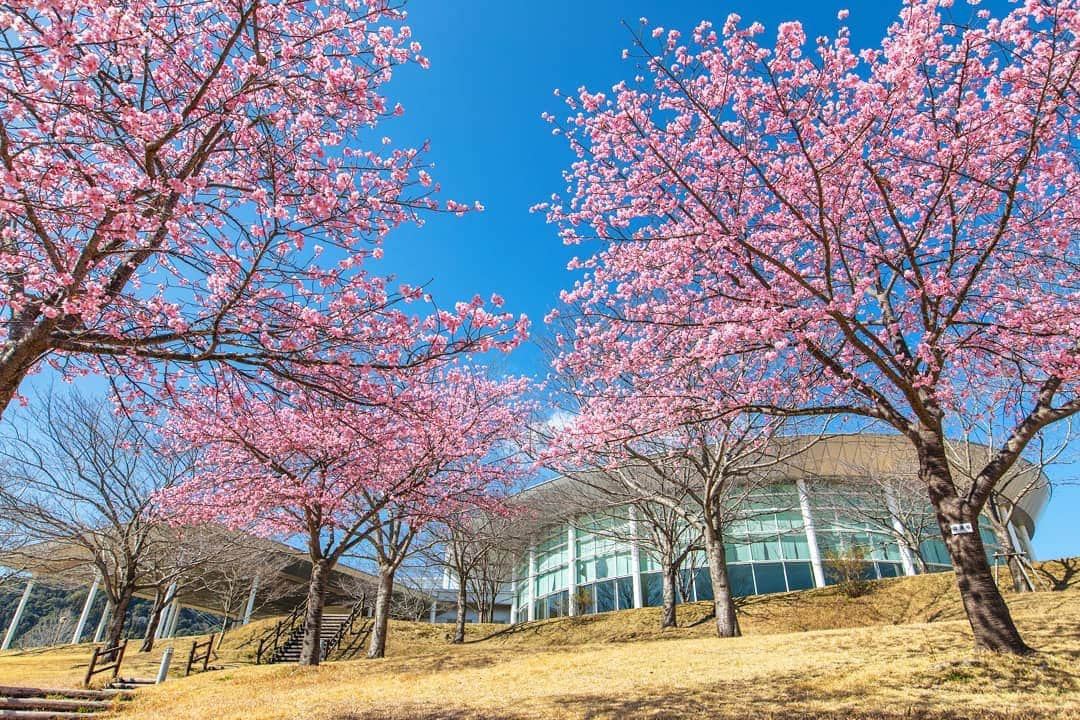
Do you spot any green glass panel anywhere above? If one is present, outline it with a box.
[781,533,810,560]
[784,562,814,590]
[751,537,781,561]
[729,565,755,597]
[754,562,787,594]
[642,572,663,607]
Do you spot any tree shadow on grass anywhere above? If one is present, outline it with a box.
[555,667,1072,720]
[1036,557,1079,592]
[335,705,519,720]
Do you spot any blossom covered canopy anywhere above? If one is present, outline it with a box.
[542,0,1079,437]
[156,365,531,541]
[0,0,525,412]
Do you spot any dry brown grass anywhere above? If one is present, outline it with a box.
[0,616,280,688]
[1,559,1076,719]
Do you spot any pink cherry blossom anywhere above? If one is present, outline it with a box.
[542,0,1079,655]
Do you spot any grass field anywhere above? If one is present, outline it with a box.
[0,559,1076,719]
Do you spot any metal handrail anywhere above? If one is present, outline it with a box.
[321,598,366,662]
[255,598,307,664]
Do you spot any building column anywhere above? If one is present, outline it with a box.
[155,583,178,640]
[566,524,577,617]
[1014,523,1037,562]
[628,506,643,609]
[1,578,34,650]
[428,598,437,624]
[509,574,518,624]
[71,575,101,644]
[93,602,112,644]
[242,576,260,625]
[155,603,172,641]
[796,479,826,588]
[526,544,537,622]
[884,485,917,576]
[163,599,181,638]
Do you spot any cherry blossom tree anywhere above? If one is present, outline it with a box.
[0,0,521,415]
[542,0,1079,653]
[157,365,529,665]
[361,371,530,659]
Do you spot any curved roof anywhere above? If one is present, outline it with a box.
[519,433,1049,537]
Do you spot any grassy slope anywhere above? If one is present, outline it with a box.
[0,559,1076,719]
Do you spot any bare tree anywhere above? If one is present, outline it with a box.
[427,512,514,642]
[550,407,819,638]
[0,390,192,649]
[946,418,1074,593]
[826,472,936,575]
[464,536,513,626]
[545,466,701,629]
[193,536,297,633]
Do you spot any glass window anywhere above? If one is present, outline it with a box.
[754,562,788,594]
[617,576,634,610]
[546,590,568,619]
[877,562,900,578]
[694,568,714,602]
[781,533,810,560]
[726,520,750,537]
[751,537,782,561]
[980,528,1002,563]
[574,583,594,614]
[726,541,752,563]
[817,531,845,555]
[576,559,589,585]
[879,539,901,562]
[746,515,775,534]
[615,552,633,577]
[784,562,815,591]
[595,556,611,580]
[729,564,756,597]
[642,572,663,607]
[775,510,804,531]
[848,532,875,558]
[639,551,661,573]
[920,539,951,566]
[596,580,616,613]
[535,566,566,597]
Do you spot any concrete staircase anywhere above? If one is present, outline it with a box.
[269,613,351,664]
[0,685,132,719]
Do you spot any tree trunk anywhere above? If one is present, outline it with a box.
[298,558,330,666]
[104,584,135,650]
[660,557,678,629]
[139,589,165,653]
[367,566,395,659]
[918,435,1031,654]
[453,579,467,643]
[911,545,930,574]
[704,526,740,638]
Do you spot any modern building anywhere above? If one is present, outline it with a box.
[503,435,1047,624]
[0,532,402,649]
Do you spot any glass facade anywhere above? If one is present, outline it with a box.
[510,479,1006,624]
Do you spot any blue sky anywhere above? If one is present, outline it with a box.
[366,0,1079,561]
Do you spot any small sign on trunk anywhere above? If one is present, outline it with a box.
[949,522,974,535]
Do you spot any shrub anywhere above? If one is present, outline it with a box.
[823,547,875,599]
